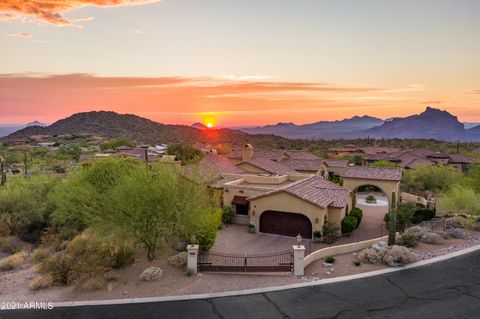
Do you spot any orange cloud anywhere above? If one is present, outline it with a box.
[0,0,161,26]
[7,32,32,37]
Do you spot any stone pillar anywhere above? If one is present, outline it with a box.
[293,245,305,277]
[187,244,199,274]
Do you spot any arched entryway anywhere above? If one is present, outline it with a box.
[352,185,389,229]
[259,211,312,239]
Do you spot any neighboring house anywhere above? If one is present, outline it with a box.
[188,144,400,239]
[362,148,475,172]
[327,146,399,159]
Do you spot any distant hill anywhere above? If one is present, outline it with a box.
[240,115,384,139]
[191,122,208,130]
[357,107,470,141]
[27,121,47,127]
[0,125,24,137]
[1,111,296,148]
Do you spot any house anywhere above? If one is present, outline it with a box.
[187,144,405,239]
[327,146,399,159]
[362,148,475,172]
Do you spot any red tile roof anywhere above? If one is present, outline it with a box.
[248,176,351,208]
[324,159,348,168]
[241,157,296,175]
[281,158,324,172]
[340,166,402,181]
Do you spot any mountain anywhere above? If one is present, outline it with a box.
[464,122,480,129]
[239,115,384,139]
[1,111,296,148]
[191,122,208,130]
[27,121,47,127]
[358,107,469,141]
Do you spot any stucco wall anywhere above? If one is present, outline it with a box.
[223,187,266,208]
[249,192,331,235]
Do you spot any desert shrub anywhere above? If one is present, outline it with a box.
[437,186,480,215]
[445,216,468,229]
[81,275,106,291]
[186,268,194,277]
[341,216,358,234]
[411,209,436,224]
[353,259,361,267]
[168,252,187,267]
[0,251,28,271]
[349,207,363,224]
[185,209,222,251]
[313,230,322,239]
[322,222,340,244]
[402,165,462,193]
[31,247,51,264]
[396,233,419,248]
[325,256,335,264]
[99,233,136,269]
[221,206,235,225]
[384,203,416,232]
[0,236,21,254]
[380,245,417,267]
[359,248,383,264]
[29,275,53,291]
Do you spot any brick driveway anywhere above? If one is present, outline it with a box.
[212,208,387,255]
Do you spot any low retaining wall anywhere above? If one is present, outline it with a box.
[304,235,389,267]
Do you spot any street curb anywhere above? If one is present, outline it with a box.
[50,244,480,308]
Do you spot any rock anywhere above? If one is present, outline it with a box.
[421,232,442,245]
[405,226,428,239]
[322,262,334,268]
[377,241,387,247]
[168,252,187,267]
[107,282,113,292]
[445,216,468,229]
[443,228,468,239]
[380,245,417,267]
[371,244,381,252]
[139,266,163,281]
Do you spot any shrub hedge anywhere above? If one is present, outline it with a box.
[341,216,358,234]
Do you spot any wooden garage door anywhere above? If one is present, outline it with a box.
[260,211,312,239]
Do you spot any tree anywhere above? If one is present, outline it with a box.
[167,143,203,164]
[402,165,462,193]
[100,137,135,151]
[0,175,54,235]
[437,186,480,215]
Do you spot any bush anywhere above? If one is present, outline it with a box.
[384,203,416,232]
[396,233,419,248]
[221,206,235,225]
[365,193,377,204]
[445,216,468,229]
[322,222,340,244]
[168,252,187,267]
[0,251,28,271]
[380,245,417,267]
[341,216,358,234]
[186,268,194,277]
[81,275,106,291]
[313,230,322,239]
[31,247,51,264]
[248,224,255,234]
[411,209,436,224]
[0,236,21,254]
[29,275,53,291]
[353,259,361,267]
[359,248,383,264]
[349,207,363,224]
[325,256,335,264]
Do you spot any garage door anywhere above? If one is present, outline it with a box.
[260,211,312,239]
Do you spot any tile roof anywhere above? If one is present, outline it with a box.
[363,148,474,168]
[228,148,320,161]
[340,166,402,181]
[324,159,349,168]
[183,155,245,183]
[281,158,324,172]
[241,157,295,175]
[248,176,351,208]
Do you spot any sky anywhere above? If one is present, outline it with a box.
[1,0,479,126]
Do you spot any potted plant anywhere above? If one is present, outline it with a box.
[248,223,255,233]
[366,193,377,204]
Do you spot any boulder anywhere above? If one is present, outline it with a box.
[139,266,163,281]
[445,216,468,229]
[421,232,442,245]
[443,228,468,239]
[380,245,417,267]
[405,226,428,239]
[168,252,187,267]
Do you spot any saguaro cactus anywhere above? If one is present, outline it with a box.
[388,191,397,246]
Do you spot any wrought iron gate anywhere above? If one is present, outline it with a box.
[198,250,293,273]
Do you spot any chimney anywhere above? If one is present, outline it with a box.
[242,144,254,161]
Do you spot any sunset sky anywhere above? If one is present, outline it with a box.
[1,0,479,126]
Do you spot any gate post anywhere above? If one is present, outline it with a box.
[293,245,305,277]
[187,244,199,274]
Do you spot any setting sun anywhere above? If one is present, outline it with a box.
[203,114,218,128]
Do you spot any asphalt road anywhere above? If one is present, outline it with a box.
[2,250,480,319]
